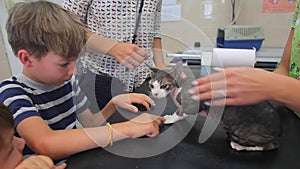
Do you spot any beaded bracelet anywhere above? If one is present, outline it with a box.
[105,122,113,147]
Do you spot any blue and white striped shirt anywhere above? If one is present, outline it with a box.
[0,74,89,155]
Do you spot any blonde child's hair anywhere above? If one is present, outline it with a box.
[6,0,87,59]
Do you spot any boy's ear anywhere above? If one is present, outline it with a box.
[18,50,33,67]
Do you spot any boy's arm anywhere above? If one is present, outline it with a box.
[17,113,164,160]
[17,117,99,160]
[77,93,156,127]
[76,101,114,127]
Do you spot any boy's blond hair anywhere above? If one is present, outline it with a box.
[6,1,87,59]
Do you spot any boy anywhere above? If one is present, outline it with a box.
[0,103,66,169]
[0,0,164,162]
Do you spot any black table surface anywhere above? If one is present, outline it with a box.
[66,66,300,169]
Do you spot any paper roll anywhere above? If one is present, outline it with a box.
[211,48,256,68]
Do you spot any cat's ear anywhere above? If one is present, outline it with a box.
[170,61,183,79]
[145,63,159,78]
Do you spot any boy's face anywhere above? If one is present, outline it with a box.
[0,129,25,169]
[27,52,77,86]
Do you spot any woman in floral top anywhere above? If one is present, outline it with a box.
[189,0,300,114]
[289,0,300,79]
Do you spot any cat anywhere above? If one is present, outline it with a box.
[147,62,204,116]
[147,61,284,151]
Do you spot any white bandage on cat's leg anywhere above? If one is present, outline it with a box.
[163,112,188,124]
[230,142,264,151]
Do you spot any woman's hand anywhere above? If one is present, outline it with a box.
[188,67,282,105]
[108,42,148,70]
[86,33,148,69]
[112,93,156,112]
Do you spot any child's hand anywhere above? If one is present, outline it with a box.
[112,93,156,112]
[55,163,67,169]
[122,113,165,138]
[15,155,66,169]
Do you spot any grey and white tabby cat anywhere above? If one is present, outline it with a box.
[147,61,203,116]
[147,61,284,151]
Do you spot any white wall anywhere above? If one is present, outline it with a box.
[161,0,292,54]
[0,0,63,78]
[0,0,22,76]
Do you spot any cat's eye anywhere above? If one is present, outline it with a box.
[149,84,154,89]
[161,84,170,89]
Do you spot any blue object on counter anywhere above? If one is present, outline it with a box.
[216,38,264,51]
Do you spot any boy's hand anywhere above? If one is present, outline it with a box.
[15,155,66,169]
[112,93,156,112]
[123,113,165,138]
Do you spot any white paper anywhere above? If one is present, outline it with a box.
[203,0,213,19]
[211,48,256,68]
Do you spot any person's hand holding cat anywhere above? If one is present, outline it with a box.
[112,93,156,112]
[189,67,285,105]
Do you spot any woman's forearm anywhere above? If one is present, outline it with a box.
[86,31,118,54]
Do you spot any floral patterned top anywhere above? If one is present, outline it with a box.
[63,0,162,91]
[290,0,300,79]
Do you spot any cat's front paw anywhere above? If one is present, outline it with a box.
[163,112,188,124]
